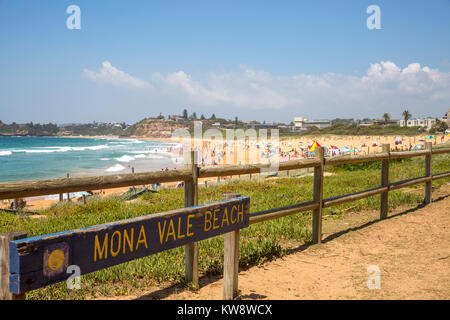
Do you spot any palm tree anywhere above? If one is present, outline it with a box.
[382,113,390,125]
[402,110,411,127]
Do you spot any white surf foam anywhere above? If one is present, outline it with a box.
[13,145,109,153]
[116,155,135,162]
[105,164,127,172]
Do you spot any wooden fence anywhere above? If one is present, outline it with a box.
[0,142,449,300]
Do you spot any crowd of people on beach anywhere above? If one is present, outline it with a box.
[168,134,449,169]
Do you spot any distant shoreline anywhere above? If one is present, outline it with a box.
[0,134,176,143]
[59,135,176,144]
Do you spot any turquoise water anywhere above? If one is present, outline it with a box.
[0,136,183,182]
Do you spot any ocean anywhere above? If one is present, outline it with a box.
[0,136,183,182]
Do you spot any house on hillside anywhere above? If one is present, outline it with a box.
[397,118,436,130]
[371,119,400,126]
[171,115,185,122]
[293,117,331,131]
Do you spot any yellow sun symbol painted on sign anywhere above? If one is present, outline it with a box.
[47,249,65,271]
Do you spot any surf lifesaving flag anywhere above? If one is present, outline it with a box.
[308,140,321,152]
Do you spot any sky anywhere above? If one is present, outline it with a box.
[0,0,449,124]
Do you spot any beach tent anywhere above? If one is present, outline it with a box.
[308,140,322,152]
[413,145,422,150]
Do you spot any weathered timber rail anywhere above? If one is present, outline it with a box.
[0,143,449,300]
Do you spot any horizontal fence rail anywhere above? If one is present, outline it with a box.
[0,169,192,200]
[324,152,389,166]
[249,200,319,225]
[0,142,449,300]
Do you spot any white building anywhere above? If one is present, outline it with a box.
[293,117,331,131]
[397,118,436,130]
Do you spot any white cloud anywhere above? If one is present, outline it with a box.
[158,62,450,113]
[82,61,150,89]
[83,61,450,118]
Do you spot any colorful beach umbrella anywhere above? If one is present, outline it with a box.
[308,140,322,152]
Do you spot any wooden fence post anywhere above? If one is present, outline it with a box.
[66,173,70,202]
[312,147,324,244]
[380,144,390,219]
[1,231,27,300]
[223,193,241,300]
[425,142,432,204]
[184,150,199,289]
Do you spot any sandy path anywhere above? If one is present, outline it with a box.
[96,184,450,300]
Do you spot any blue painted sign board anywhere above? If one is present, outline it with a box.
[9,197,250,294]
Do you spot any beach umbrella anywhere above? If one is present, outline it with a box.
[426,135,435,139]
[395,137,403,141]
[340,146,350,152]
[308,140,322,152]
[413,145,422,150]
